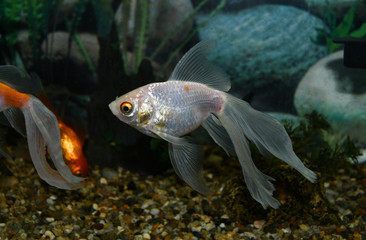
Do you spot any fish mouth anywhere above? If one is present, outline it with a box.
[108,101,119,116]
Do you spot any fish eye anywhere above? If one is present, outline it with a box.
[120,101,133,115]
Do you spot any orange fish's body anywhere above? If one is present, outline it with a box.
[36,91,88,178]
[0,65,85,189]
[58,121,88,177]
[0,82,30,108]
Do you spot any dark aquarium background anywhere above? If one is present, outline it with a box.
[0,0,365,239]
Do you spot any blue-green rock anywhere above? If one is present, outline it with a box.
[197,4,327,112]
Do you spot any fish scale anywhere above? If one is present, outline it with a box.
[146,81,224,137]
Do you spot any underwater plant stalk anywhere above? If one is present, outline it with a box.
[121,0,132,75]
[149,0,210,61]
[132,0,150,74]
[161,0,227,72]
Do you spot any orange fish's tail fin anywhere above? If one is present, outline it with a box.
[0,65,84,189]
[20,96,85,189]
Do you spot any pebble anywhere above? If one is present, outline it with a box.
[0,152,364,240]
[43,230,55,240]
[150,208,160,216]
[64,224,73,234]
[143,232,151,239]
[299,224,310,231]
[100,177,108,185]
[243,232,257,239]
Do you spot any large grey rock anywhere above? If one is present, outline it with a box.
[294,50,366,146]
[197,5,327,112]
[41,31,99,94]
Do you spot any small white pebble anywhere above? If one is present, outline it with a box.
[100,177,108,185]
[242,232,256,239]
[46,217,54,223]
[191,226,202,232]
[46,198,55,206]
[92,203,99,210]
[64,224,73,234]
[299,224,310,231]
[43,230,55,240]
[221,214,229,219]
[143,233,151,239]
[20,232,27,239]
[204,223,215,231]
[150,208,160,216]
[219,223,226,228]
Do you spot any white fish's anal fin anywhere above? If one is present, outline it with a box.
[151,130,212,195]
[23,105,83,189]
[218,113,280,209]
[168,40,231,92]
[202,114,236,156]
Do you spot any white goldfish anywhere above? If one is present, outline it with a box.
[109,40,317,209]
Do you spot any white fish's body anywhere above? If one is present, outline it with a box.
[109,40,317,209]
[109,81,225,138]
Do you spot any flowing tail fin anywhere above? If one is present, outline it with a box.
[204,94,317,209]
[21,97,84,189]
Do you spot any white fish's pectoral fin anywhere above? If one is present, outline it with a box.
[24,107,83,189]
[168,40,231,92]
[4,107,26,137]
[202,114,236,156]
[151,130,212,195]
[24,97,85,186]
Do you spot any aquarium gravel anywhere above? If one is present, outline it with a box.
[0,154,365,240]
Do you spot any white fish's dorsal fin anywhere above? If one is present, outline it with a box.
[0,65,43,94]
[168,40,231,92]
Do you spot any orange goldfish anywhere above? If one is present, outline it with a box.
[35,91,88,178]
[0,65,84,189]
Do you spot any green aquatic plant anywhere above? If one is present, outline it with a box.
[117,0,150,75]
[24,0,60,69]
[91,0,114,37]
[61,0,97,77]
[0,0,23,65]
[286,111,361,173]
[313,0,366,53]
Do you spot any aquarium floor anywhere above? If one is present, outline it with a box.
[0,154,365,240]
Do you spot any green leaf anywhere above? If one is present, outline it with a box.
[91,0,114,36]
[332,0,359,38]
[350,23,366,38]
